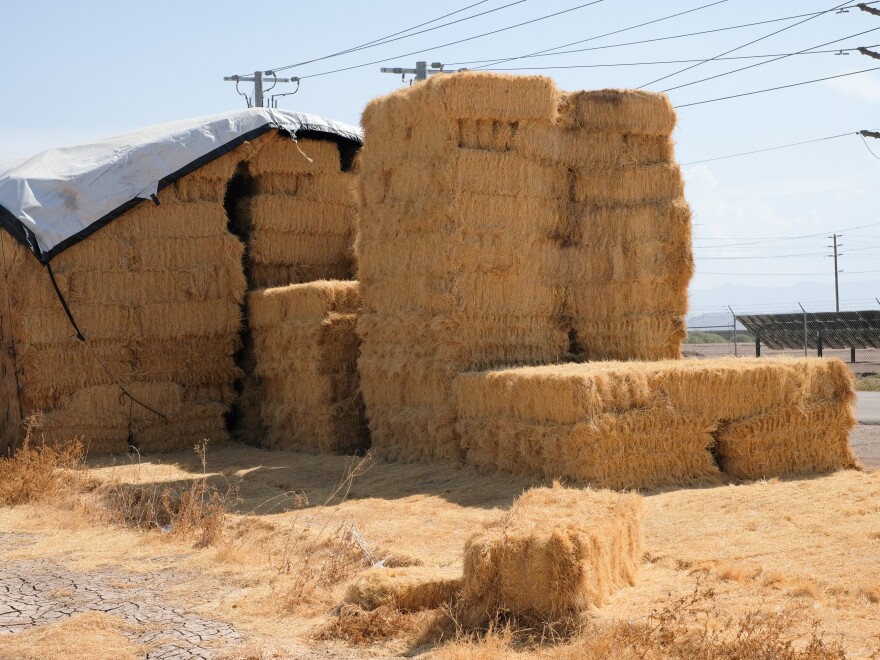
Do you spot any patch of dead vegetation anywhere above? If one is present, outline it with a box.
[430,584,854,659]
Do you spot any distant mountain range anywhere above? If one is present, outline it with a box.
[688,279,880,315]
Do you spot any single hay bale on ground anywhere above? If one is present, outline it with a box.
[455,357,859,487]
[246,280,366,452]
[345,566,461,612]
[461,485,643,623]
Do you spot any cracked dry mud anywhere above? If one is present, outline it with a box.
[0,536,242,660]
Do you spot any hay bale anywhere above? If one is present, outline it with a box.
[356,72,690,462]
[246,280,366,452]
[455,357,859,487]
[461,485,643,622]
[345,566,461,612]
[231,135,358,289]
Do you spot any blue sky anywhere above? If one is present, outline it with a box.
[2,0,879,310]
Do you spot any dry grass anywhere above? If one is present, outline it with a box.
[0,429,90,506]
[0,611,143,660]
[855,374,880,391]
[431,584,851,659]
[316,604,425,644]
[2,445,879,658]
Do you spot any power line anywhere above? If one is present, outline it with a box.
[480,48,866,71]
[681,131,856,165]
[696,252,831,259]
[674,65,880,108]
[445,5,879,66]
[861,132,880,158]
[638,0,851,89]
[693,222,880,246]
[660,26,880,93]
[697,269,880,275]
[298,0,607,80]
[260,0,525,74]
[468,0,728,70]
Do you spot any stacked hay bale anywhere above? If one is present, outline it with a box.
[553,91,690,360]
[461,485,643,623]
[356,72,690,461]
[246,280,366,452]
[0,150,248,453]
[455,357,859,487]
[234,133,357,289]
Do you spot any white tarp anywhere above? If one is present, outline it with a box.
[0,108,362,262]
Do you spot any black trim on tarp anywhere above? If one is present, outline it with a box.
[0,123,362,265]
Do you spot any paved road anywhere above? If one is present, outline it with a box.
[856,392,880,425]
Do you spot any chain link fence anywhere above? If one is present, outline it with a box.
[685,299,880,373]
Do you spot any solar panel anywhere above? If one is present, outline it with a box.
[735,311,880,350]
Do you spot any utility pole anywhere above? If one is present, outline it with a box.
[727,305,738,357]
[223,70,292,107]
[380,61,464,82]
[797,302,808,356]
[828,233,842,313]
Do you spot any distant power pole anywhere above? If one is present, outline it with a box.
[223,71,292,107]
[828,233,843,312]
[380,61,464,82]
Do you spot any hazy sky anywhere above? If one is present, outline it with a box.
[2,0,879,310]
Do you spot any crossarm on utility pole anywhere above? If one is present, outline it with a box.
[861,129,880,139]
[223,71,291,107]
[857,3,880,16]
[858,47,880,60]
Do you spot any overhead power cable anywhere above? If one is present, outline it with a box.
[693,222,880,246]
[480,48,867,72]
[698,270,880,275]
[696,252,831,259]
[860,133,880,159]
[444,4,880,66]
[681,131,856,165]
[638,0,851,89]
[674,65,880,108]
[297,0,607,80]
[468,0,727,70]
[660,27,880,93]
[261,0,527,75]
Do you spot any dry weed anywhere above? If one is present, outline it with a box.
[431,584,851,659]
[0,430,89,506]
[316,604,423,644]
[269,453,377,610]
[99,441,236,547]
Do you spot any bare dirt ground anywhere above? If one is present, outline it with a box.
[2,436,879,659]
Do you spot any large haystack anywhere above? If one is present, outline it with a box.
[246,280,366,452]
[461,485,643,622]
[0,150,248,453]
[356,72,690,461]
[455,357,859,487]
[0,110,362,454]
[234,134,358,289]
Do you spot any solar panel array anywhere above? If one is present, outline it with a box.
[735,311,880,350]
